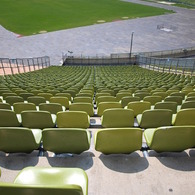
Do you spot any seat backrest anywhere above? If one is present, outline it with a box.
[21,111,55,129]
[164,96,183,105]
[127,101,151,116]
[69,103,94,117]
[5,96,24,106]
[121,96,140,108]
[154,101,178,114]
[134,92,150,100]
[144,126,195,152]
[19,93,34,100]
[56,111,90,128]
[138,109,172,128]
[96,96,117,106]
[50,97,70,109]
[95,93,111,102]
[12,167,88,195]
[116,92,132,101]
[170,92,185,100]
[55,93,72,101]
[152,92,168,99]
[143,96,162,105]
[0,127,41,153]
[0,103,11,110]
[42,128,90,154]
[0,109,21,126]
[181,101,195,110]
[37,93,53,101]
[39,103,63,114]
[27,96,46,106]
[95,128,143,154]
[13,102,37,114]
[173,108,195,125]
[2,92,17,99]
[73,97,93,104]
[101,108,134,128]
[97,102,122,116]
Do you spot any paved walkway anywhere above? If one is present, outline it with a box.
[0,0,195,65]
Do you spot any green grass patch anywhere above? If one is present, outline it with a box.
[0,0,173,36]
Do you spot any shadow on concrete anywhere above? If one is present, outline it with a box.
[0,157,39,170]
[156,157,195,171]
[99,153,149,173]
[148,151,189,157]
[47,154,94,171]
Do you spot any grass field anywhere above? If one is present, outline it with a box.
[0,0,173,36]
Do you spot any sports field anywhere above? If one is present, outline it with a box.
[0,0,173,36]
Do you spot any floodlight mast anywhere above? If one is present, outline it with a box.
[129,32,134,62]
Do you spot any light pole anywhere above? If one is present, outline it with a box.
[129,32,134,60]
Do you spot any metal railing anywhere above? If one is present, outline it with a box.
[137,55,195,76]
[0,56,50,76]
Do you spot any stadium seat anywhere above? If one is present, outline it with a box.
[0,109,21,127]
[0,127,41,153]
[144,126,195,152]
[69,103,94,117]
[97,102,122,116]
[95,128,143,154]
[42,128,91,154]
[55,93,72,101]
[0,167,88,195]
[95,93,111,103]
[154,101,178,114]
[0,103,11,110]
[21,111,55,129]
[143,96,162,105]
[137,109,172,128]
[50,97,70,109]
[39,103,63,114]
[152,92,168,99]
[120,96,140,108]
[2,92,17,99]
[126,101,151,117]
[134,92,150,100]
[116,92,132,101]
[27,96,46,106]
[170,92,185,100]
[13,102,37,114]
[19,92,34,101]
[73,97,93,104]
[101,108,134,128]
[180,101,195,109]
[56,111,90,128]
[37,93,53,101]
[96,96,117,106]
[5,96,24,106]
[164,96,183,105]
[172,108,195,125]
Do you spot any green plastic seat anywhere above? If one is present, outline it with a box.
[50,97,70,109]
[0,127,41,153]
[21,111,55,129]
[134,92,150,100]
[27,96,46,106]
[170,92,185,100]
[0,109,21,127]
[96,96,117,106]
[37,93,53,101]
[69,103,94,117]
[56,111,90,128]
[126,101,151,117]
[164,96,183,105]
[13,102,37,114]
[30,89,44,95]
[121,96,140,108]
[181,101,195,109]
[143,96,162,105]
[154,101,178,114]
[0,103,11,110]
[152,92,168,99]
[97,102,122,116]
[55,93,72,101]
[101,108,134,128]
[137,109,172,129]
[0,167,88,195]
[116,92,132,101]
[172,108,195,125]
[2,92,17,99]
[100,89,114,96]
[74,97,93,104]
[14,90,28,95]
[43,128,91,154]
[95,93,111,103]
[76,93,93,98]
[95,128,143,154]
[19,92,34,101]
[144,126,195,152]
[5,96,24,106]
[39,103,63,114]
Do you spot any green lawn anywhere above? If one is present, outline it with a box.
[0,0,173,36]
